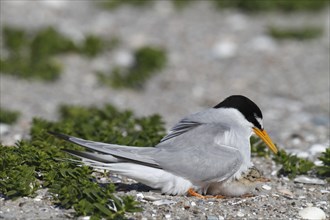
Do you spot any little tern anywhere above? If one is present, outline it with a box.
[49,95,278,197]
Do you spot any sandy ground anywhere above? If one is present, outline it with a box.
[0,1,329,219]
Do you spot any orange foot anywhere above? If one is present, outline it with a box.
[187,188,226,199]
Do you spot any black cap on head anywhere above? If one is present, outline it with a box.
[214,95,263,129]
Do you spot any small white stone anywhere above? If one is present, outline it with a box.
[152,199,176,206]
[314,160,324,166]
[164,213,171,219]
[237,211,244,217]
[33,194,43,202]
[318,201,328,205]
[114,50,134,67]
[309,144,327,155]
[320,190,330,194]
[0,124,10,135]
[292,137,302,145]
[299,207,326,220]
[277,188,294,198]
[136,193,144,200]
[262,185,272,190]
[191,201,196,207]
[294,176,326,185]
[77,216,91,220]
[296,151,309,159]
[271,170,277,176]
[218,216,225,220]
[308,188,315,192]
[212,40,237,59]
[143,195,161,201]
[41,0,67,8]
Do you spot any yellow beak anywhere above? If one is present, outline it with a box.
[252,127,278,154]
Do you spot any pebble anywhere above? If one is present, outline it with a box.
[114,50,134,67]
[207,215,219,220]
[212,40,237,59]
[152,199,176,206]
[309,144,327,155]
[262,185,272,190]
[143,195,161,201]
[136,193,144,201]
[314,160,324,166]
[164,213,171,219]
[237,211,244,217]
[183,201,190,209]
[41,0,67,8]
[0,123,10,135]
[294,176,326,185]
[77,216,90,220]
[296,151,309,159]
[33,195,43,202]
[277,188,294,199]
[299,207,326,220]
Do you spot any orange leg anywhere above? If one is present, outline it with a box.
[187,188,226,199]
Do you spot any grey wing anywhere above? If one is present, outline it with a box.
[49,131,161,168]
[159,108,230,144]
[155,143,243,183]
[155,121,242,183]
[160,119,202,143]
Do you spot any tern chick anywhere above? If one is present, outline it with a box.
[49,95,278,198]
[206,166,270,198]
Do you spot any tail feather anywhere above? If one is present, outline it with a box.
[49,131,161,168]
[62,149,121,163]
[49,131,193,195]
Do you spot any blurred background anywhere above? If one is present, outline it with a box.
[1,0,329,152]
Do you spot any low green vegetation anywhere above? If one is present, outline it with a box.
[100,0,152,9]
[268,26,323,41]
[0,26,117,81]
[273,149,315,179]
[1,103,328,218]
[316,148,330,178]
[0,107,20,124]
[251,137,329,179]
[98,46,167,89]
[212,0,329,12]
[0,104,165,219]
[99,0,328,12]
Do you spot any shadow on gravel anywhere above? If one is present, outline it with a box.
[115,183,155,192]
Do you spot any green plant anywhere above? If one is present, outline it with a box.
[212,0,329,12]
[99,0,152,9]
[273,149,315,179]
[0,104,166,218]
[268,26,323,41]
[250,135,327,179]
[250,135,271,157]
[0,26,115,81]
[316,148,330,178]
[98,46,167,89]
[0,107,20,124]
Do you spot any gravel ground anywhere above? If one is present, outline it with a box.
[0,1,329,219]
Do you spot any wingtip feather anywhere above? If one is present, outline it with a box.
[48,131,72,141]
